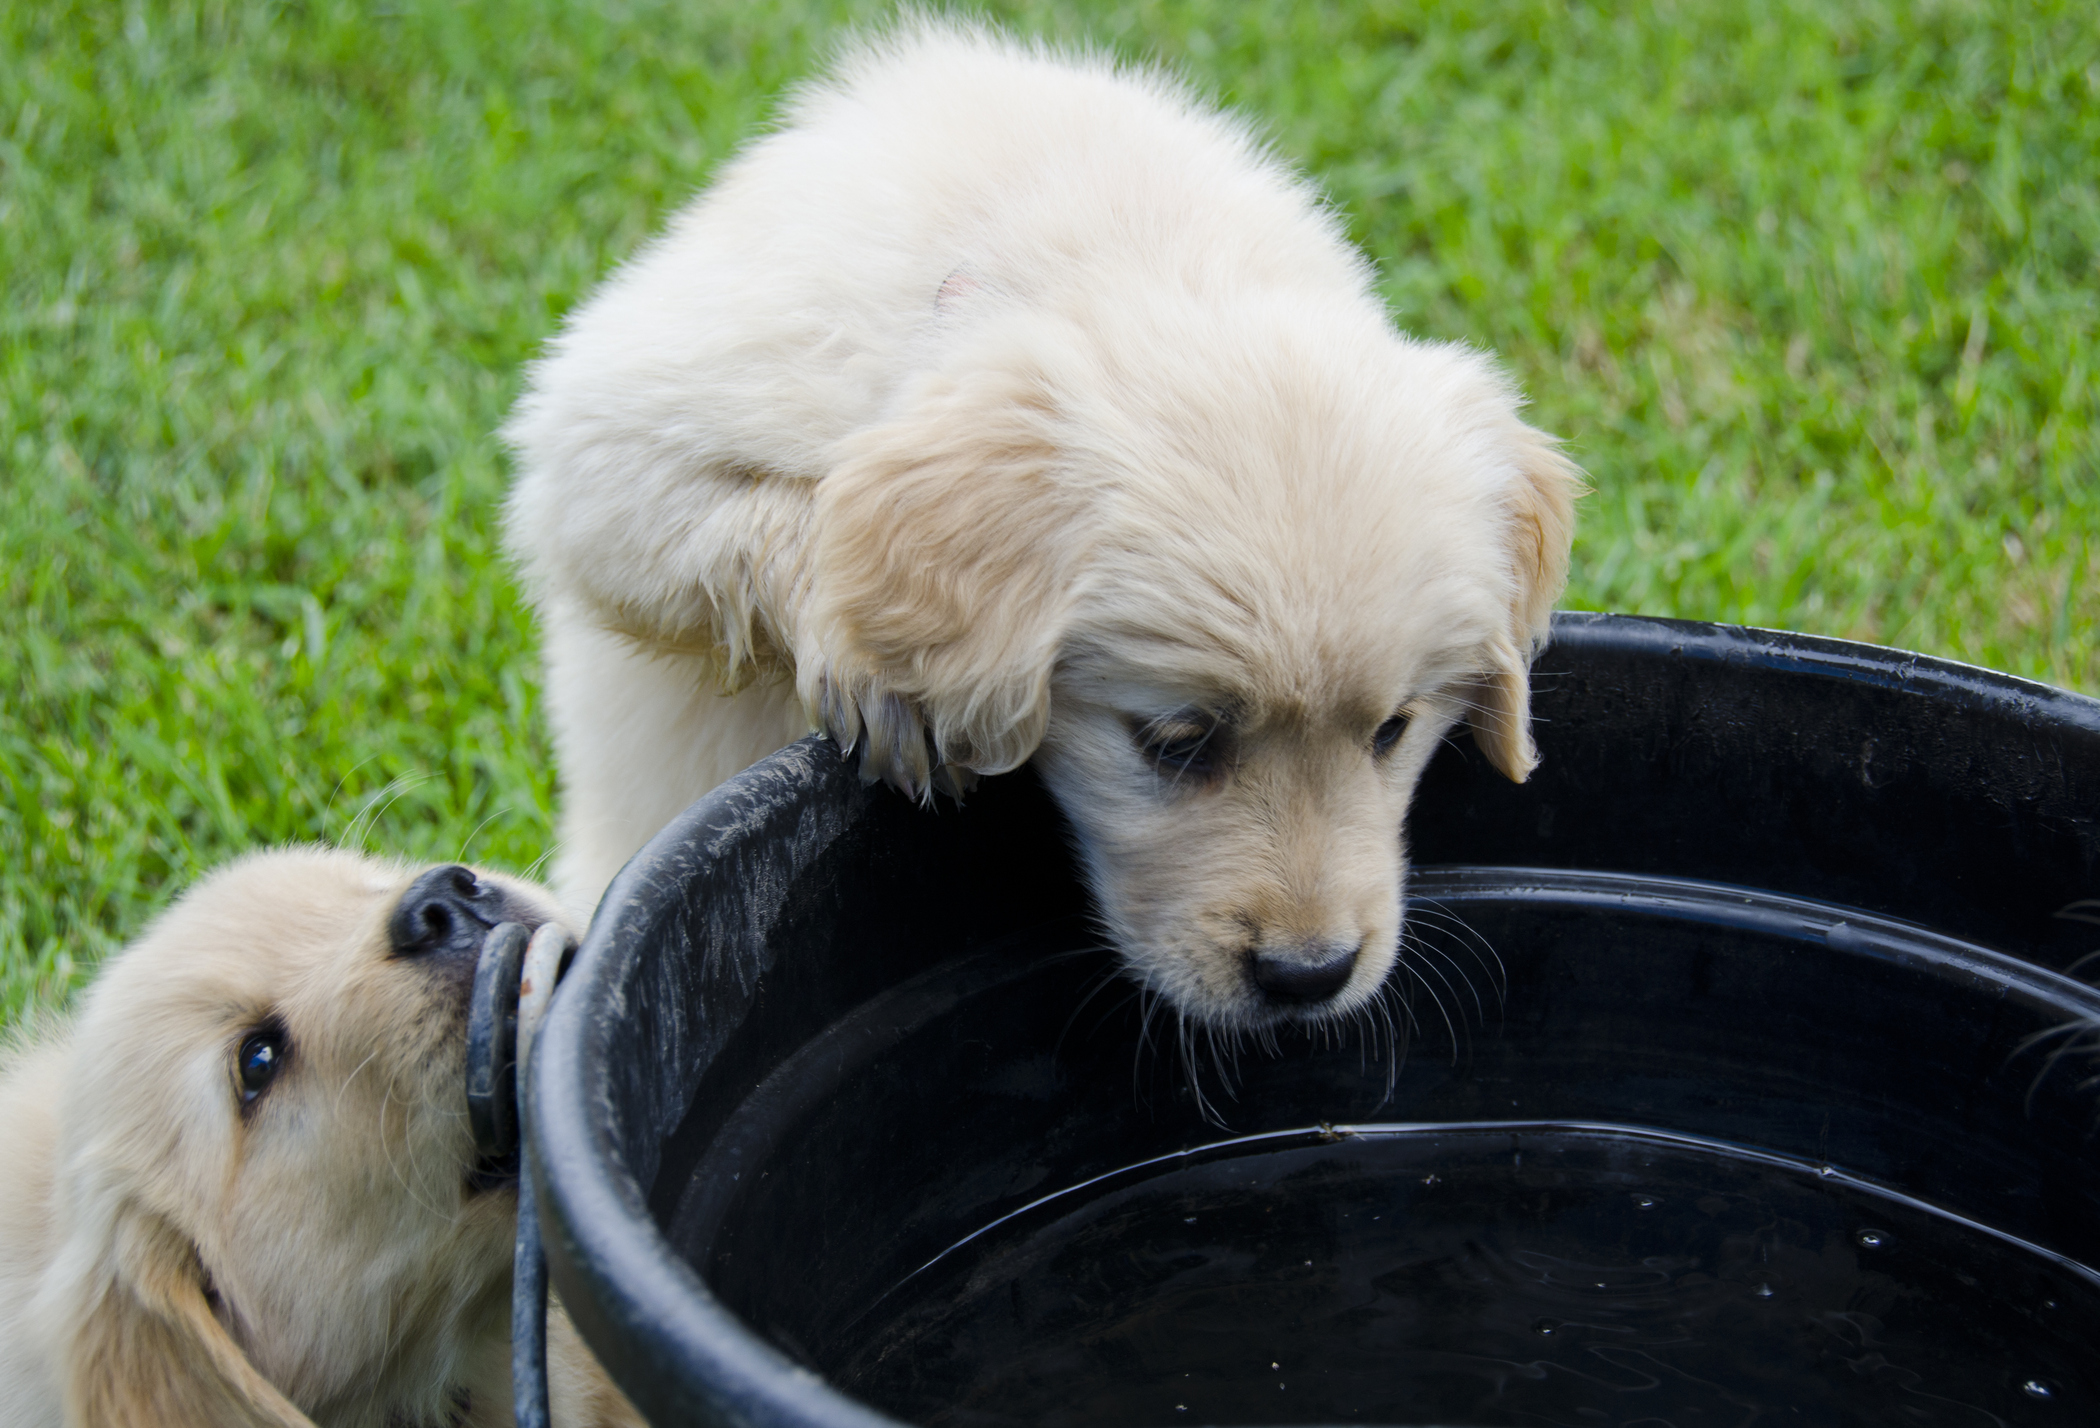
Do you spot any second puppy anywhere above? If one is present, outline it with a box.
[0,849,639,1428]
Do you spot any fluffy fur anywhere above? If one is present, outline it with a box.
[0,849,640,1428]
[506,21,1581,1028]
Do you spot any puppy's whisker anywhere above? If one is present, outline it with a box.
[321,753,383,833]
[375,1080,423,1213]
[1038,941,1120,966]
[1180,1016,1199,1104]
[452,809,506,866]
[1440,694,1518,735]
[1379,971,1424,1040]
[1056,958,1131,1051]
[1409,900,1504,983]
[1136,986,1165,1060]
[2016,1020,2086,1053]
[342,773,435,853]
[1402,923,1469,1016]
[1079,986,1146,1075]
[1372,988,1404,1102]
[2017,1016,2100,1116]
[1206,1024,1234,1098]
[1354,998,1401,1104]
[334,1045,384,1115]
[1402,925,1476,1003]
[1368,980,1422,1106]
[1174,1013,1234,1129]
[1130,991,1152,1100]
[379,1079,452,1223]
[1410,899,1508,1002]
[2053,899,2100,928]
[1402,929,1486,1024]
[1395,951,1461,1065]
[2062,948,2100,976]
[1133,986,1172,1107]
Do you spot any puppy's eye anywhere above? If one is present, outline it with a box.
[1136,718,1220,776]
[236,1027,287,1106]
[1373,710,1412,758]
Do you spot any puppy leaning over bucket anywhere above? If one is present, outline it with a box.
[0,849,641,1428]
[505,20,1582,1032]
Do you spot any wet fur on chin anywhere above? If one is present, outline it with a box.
[504,20,1582,1022]
[0,848,640,1428]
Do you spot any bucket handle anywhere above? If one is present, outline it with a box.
[468,919,578,1428]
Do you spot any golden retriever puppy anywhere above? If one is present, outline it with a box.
[505,21,1580,1029]
[0,849,639,1428]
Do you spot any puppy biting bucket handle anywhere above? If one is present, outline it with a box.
[468,919,578,1428]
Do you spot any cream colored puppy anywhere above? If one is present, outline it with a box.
[506,22,1580,1029]
[0,850,639,1428]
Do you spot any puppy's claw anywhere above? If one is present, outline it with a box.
[932,763,978,802]
[861,691,932,803]
[817,675,862,755]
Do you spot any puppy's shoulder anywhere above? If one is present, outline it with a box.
[0,1025,69,1238]
[0,1025,68,1166]
[0,1027,67,1424]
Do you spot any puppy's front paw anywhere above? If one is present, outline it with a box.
[859,688,933,802]
[811,671,976,805]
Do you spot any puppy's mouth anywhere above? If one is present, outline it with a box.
[1124,932,1391,1034]
[466,1150,520,1196]
[379,866,554,1194]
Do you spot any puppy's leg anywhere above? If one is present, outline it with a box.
[546,1295,644,1427]
[542,602,809,919]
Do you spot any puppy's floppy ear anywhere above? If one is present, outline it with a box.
[1464,421,1584,783]
[59,1203,312,1427]
[799,360,1087,803]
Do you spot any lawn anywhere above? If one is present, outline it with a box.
[3,0,2094,1022]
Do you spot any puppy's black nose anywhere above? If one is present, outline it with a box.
[390,864,506,960]
[1252,943,1360,1005]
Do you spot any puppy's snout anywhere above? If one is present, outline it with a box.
[390,865,505,961]
[1251,942,1360,1006]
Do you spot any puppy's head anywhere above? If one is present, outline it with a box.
[804,295,1579,1031]
[40,849,561,1427]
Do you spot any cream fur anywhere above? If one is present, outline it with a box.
[506,21,1581,1025]
[0,850,640,1428]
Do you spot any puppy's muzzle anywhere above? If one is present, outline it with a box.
[1251,941,1360,1007]
[391,863,516,962]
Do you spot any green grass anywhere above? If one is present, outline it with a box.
[4,0,2095,1022]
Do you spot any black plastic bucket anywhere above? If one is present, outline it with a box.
[530,613,2100,1426]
